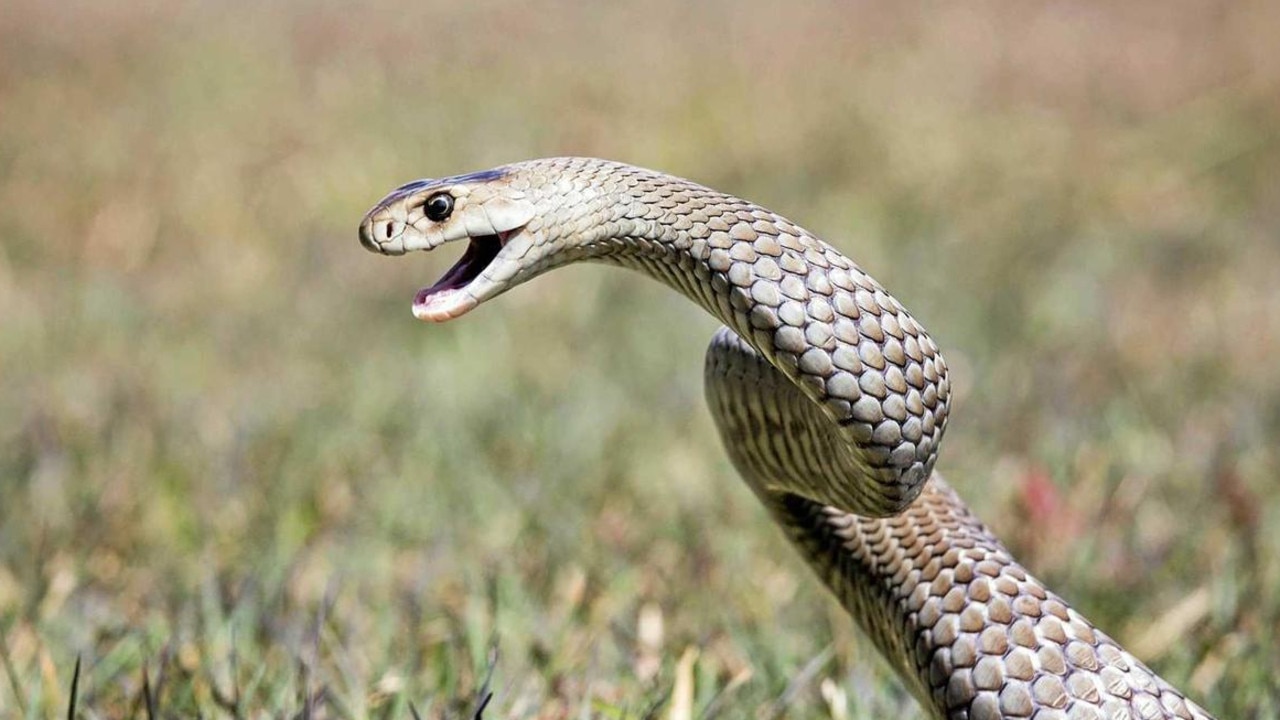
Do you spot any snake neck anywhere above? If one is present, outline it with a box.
[532,166,951,515]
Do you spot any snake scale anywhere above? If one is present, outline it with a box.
[360,157,1215,719]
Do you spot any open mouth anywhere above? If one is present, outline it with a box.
[412,230,514,321]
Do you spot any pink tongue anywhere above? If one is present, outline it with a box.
[414,285,446,306]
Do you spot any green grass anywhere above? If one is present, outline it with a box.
[1,1,1278,717]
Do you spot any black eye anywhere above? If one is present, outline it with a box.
[424,192,454,222]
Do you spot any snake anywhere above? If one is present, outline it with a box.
[359,157,1216,719]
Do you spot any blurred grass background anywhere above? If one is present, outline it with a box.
[1,0,1278,717]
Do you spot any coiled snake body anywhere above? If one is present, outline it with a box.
[360,157,1214,719]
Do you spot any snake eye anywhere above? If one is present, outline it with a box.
[424,192,454,222]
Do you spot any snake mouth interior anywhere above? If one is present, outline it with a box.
[412,229,519,318]
[415,235,501,301]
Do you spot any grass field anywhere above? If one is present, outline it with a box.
[1,1,1278,717]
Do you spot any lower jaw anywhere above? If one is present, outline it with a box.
[412,287,478,322]
[410,232,515,322]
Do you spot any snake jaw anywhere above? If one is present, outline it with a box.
[360,174,535,322]
[410,227,523,322]
[405,194,536,321]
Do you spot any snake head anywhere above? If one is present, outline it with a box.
[359,167,537,321]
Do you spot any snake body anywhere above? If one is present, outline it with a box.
[360,157,1215,719]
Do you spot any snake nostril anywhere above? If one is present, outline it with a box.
[360,218,401,252]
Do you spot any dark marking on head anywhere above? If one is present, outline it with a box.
[384,167,510,204]
[391,178,437,194]
[442,168,508,185]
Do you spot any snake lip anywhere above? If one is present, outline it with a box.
[411,229,516,322]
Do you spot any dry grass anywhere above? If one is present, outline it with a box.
[1,0,1278,717]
